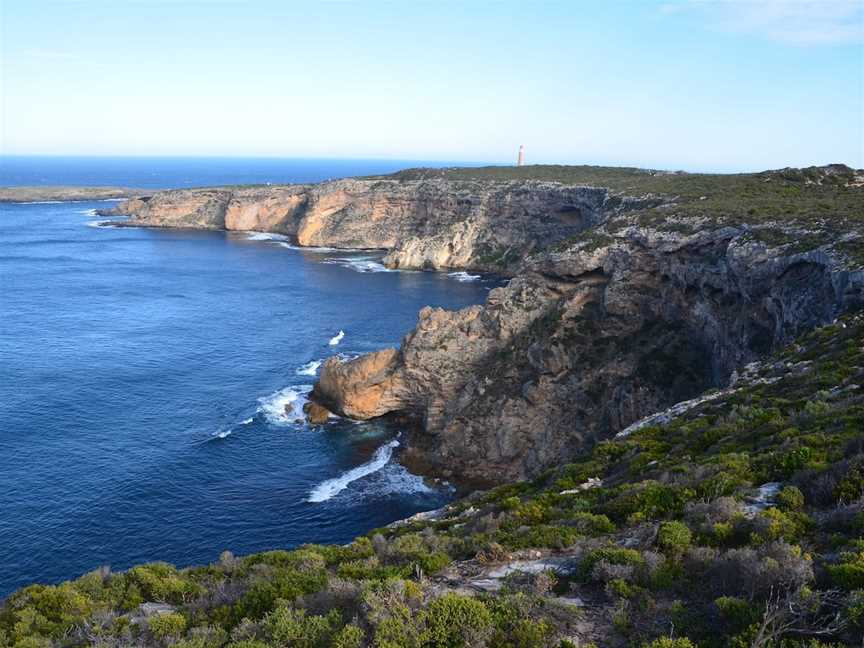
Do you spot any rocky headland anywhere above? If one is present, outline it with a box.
[106,164,864,486]
[102,178,656,272]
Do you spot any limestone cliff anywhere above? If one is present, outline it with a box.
[108,164,864,484]
[312,193,864,484]
[105,179,656,272]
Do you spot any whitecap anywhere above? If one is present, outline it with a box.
[240,417,254,425]
[245,231,290,242]
[78,208,99,216]
[213,429,232,439]
[448,271,481,282]
[277,242,340,253]
[328,330,345,346]
[86,219,121,228]
[360,462,435,499]
[296,360,322,376]
[324,256,393,273]
[257,385,311,426]
[307,439,400,502]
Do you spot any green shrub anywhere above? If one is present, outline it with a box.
[580,547,644,579]
[777,485,805,510]
[569,512,616,535]
[148,612,187,641]
[506,617,553,648]
[658,521,692,555]
[420,593,493,647]
[330,624,364,648]
[835,462,864,503]
[714,596,760,634]
[265,605,340,647]
[641,638,696,648]
[126,563,202,605]
[827,551,864,590]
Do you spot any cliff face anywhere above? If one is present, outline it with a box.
[109,165,864,484]
[108,179,656,272]
[313,223,864,484]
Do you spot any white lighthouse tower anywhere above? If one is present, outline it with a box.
[516,144,525,167]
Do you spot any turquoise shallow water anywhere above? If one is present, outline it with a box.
[0,158,497,596]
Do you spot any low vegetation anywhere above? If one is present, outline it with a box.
[3,310,863,646]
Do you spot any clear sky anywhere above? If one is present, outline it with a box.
[1,0,862,171]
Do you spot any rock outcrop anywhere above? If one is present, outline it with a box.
[106,179,655,272]
[106,164,864,484]
[313,223,864,484]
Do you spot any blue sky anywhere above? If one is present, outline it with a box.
[1,0,862,171]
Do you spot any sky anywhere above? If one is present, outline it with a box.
[0,0,862,171]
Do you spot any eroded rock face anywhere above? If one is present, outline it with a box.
[313,348,407,419]
[108,179,649,271]
[315,226,864,484]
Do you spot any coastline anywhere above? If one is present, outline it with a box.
[0,186,151,203]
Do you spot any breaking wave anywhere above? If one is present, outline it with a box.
[257,385,311,426]
[328,330,345,346]
[86,219,121,228]
[307,439,400,502]
[208,416,255,441]
[448,271,481,282]
[245,232,290,242]
[296,360,322,376]
[277,242,340,252]
[324,256,393,273]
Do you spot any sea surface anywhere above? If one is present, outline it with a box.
[0,155,478,189]
[0,158,498,596]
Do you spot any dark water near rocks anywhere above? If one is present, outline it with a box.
[0,159,497,596]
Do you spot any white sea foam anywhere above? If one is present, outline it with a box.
[245,231,290,242]
[240,417,254,425]
[213,429,232,439]
[296,360,322,376]
[277,242,340,253]
[448,271,481,282]
[307,439,400,502]
[257,385,311,426]
[361,462,435,499]
[86,219,120,228]
[328,330,345,346]
[78,208,99,216]
[324,256,393,273]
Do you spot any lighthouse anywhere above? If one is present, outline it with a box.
[516,144,525,167]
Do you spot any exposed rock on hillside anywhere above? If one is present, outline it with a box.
[106,179,655,272]
[314,222,864,484]
[107,164,864,483]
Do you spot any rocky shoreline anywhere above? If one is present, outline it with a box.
[103,164,864,487]
[99,178,658,273]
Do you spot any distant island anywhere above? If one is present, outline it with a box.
[0,186,150,203]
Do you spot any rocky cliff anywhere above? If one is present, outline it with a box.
[106,178,657,272]
[108,164,864,485]
[311,165,864,484]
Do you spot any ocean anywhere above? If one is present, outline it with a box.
[0,157,497,596]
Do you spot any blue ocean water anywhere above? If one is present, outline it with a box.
[0,159,497,596]
[0,155,477,189]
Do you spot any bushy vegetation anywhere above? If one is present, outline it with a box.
[3,315,864,646]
